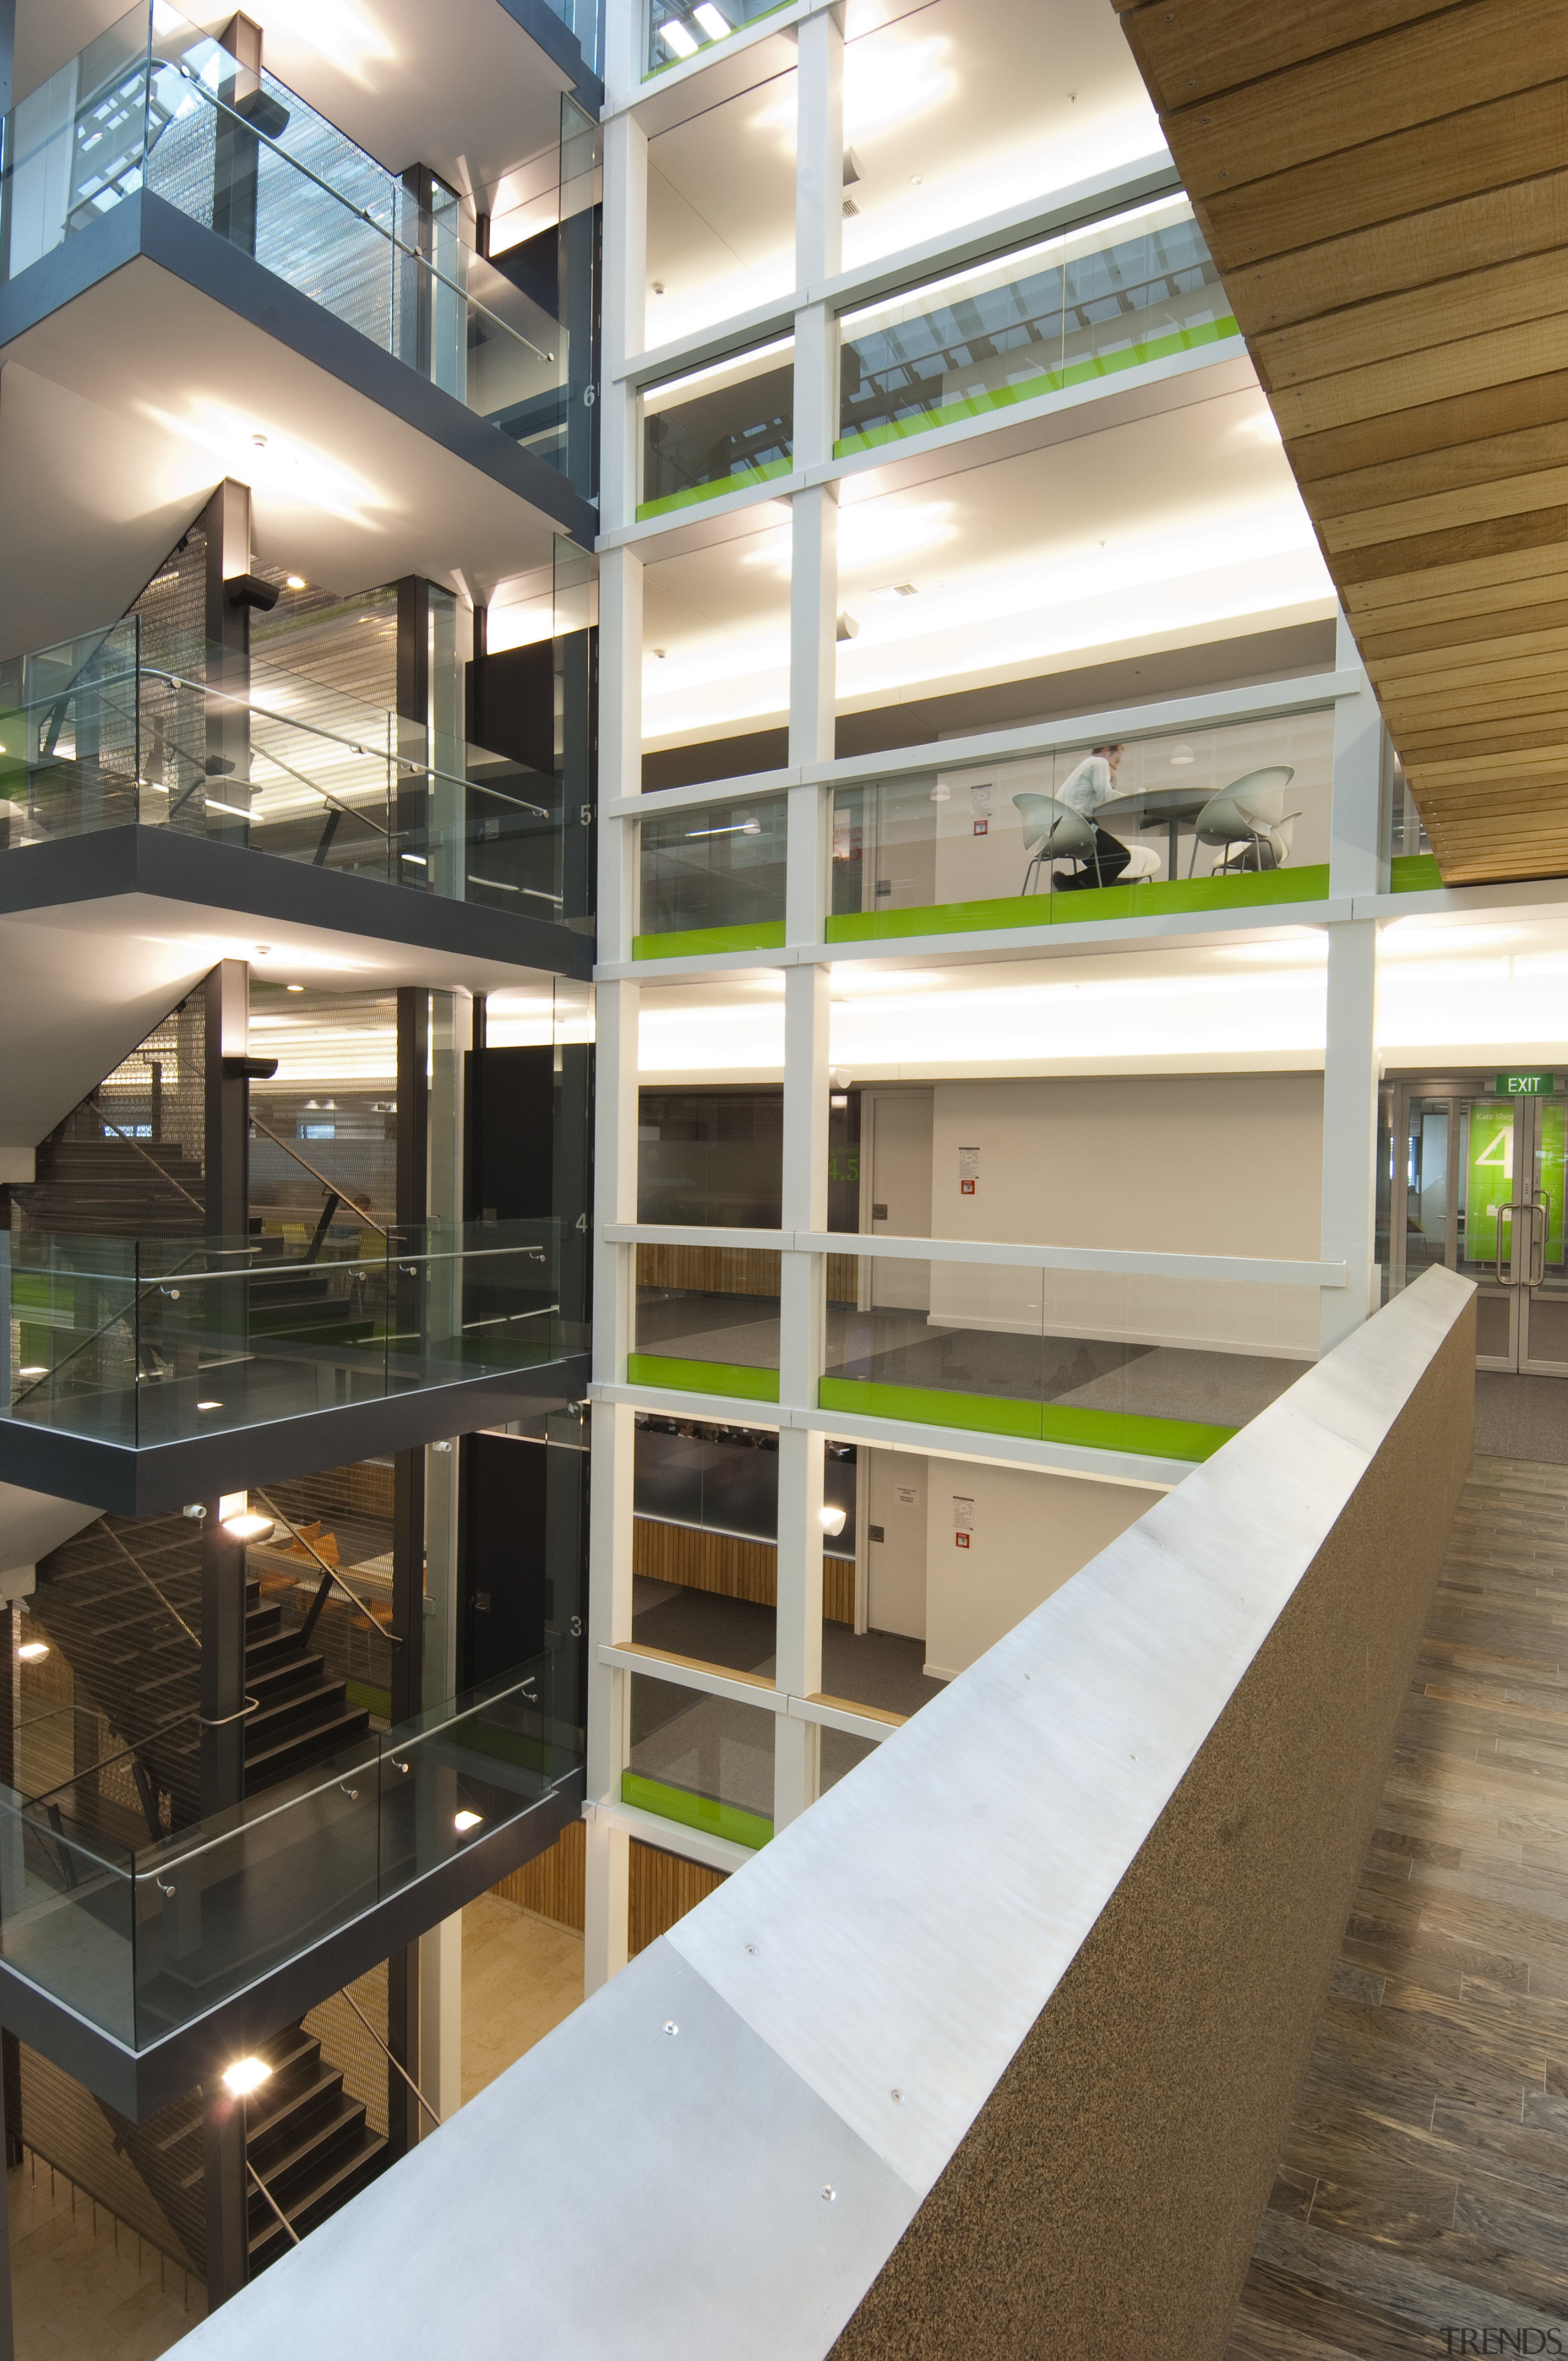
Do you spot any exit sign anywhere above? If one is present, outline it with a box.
[1498,1071,1557,1096]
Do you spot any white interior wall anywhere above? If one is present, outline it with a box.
[921,1455,1154,1680]
[865,1451,929,1638]
[924,1073,1323,1354]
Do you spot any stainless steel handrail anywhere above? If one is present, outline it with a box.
[245,1117,392,1241]
[246,2162,300,2247]
[339,1985,440,2129]
[249,1486,403,1645]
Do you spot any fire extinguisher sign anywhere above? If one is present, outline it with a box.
[954,1495,973,1549]
[959,1144,979,1196]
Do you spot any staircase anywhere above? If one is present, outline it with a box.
[27,1526,373,1842]
[243,2022,388,2273]
[241,1577,371,1792]
[18,1129,205,1241]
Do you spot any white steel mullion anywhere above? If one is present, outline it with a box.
[1319,919,1381,1356]
[1329,605,1385,902]
[600,109,647,528]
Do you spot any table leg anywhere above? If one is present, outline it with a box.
[1167,819,1180,881]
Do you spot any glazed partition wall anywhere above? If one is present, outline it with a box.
[837,195,1235,459]
[0,619,585,927]
[2,1220,573,1450]
[0,1657,578,2050]
[628,684,1351,959]
[612,1225,1345,1462]
[0,2,571,469]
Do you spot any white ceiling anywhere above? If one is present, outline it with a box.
[13,0,570,216]
[632,916,1568,1086]
[0,890,570,1152]
[639,382,1334,747]
[0,260,565,659]
[646,0,1160,344]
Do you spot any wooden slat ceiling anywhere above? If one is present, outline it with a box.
[1110,0,1568,885]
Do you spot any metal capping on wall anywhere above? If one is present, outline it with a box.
[172,1266,1476,2360]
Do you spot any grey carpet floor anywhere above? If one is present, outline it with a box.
[1474,1371,1568,1464]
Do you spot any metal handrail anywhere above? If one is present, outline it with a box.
[339,1985,440,2128]
[84,1097,205,1213]
[246,1116,393,1240]
[22,1703,200,1813]
[170,64,556,366]
[249,1486,402,1645]
[145,667,552,818]
[100,1521,200,1649]
[246,2161,300,2247]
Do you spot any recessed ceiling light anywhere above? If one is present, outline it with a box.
[658,17,698,55]
[287,983,304,992]
[17,1641,48,1664]
[454,1810,483,1834]
[252,433,268,449]
[693,2,729,35]
[18,1366,47,1377]
[284,574,306,590]
[221,2057,272,2098]
[197,1400,223,1411]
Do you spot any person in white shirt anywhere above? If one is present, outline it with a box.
[1052,742,1131,890]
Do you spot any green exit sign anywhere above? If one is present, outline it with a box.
[1498,1071,1557,1096]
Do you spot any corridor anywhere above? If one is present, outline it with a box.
[1229,1457,1568,2353]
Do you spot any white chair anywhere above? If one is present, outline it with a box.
[1012,792,1102,893]
[1120,841,1161,882]
[1189,766,1298,875]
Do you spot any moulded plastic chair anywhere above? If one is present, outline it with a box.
[1013,792,1101,893]
[1189,766,1298,875]
[1120,841,1161,882]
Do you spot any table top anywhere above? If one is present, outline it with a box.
[1097,786,1215,828]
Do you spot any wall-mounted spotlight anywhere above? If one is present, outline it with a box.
[221,2056,272,2098]
[820,1505,848,1538]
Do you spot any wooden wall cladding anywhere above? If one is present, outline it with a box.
[492,1814,587,1927]
[637,1242,858,1304]
[633,1516,857,1624]
[490,1819,726,1953]
[629,1842,728,1957]
[1112,0,1568,884]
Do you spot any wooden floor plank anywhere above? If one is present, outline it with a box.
[1226,1455,1568,2353]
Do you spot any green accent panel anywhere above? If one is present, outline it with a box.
[1466,1100,1515,1269]
[627,1353,780,1402]
[1390,853,1444,892]
[833,317,1242,459]
[824,864,1332,944]
[1540,1101,1566,1267]
[816,1375,1235,1463]
[633,920,786,960]
[346,1681,392,1722]
[636,456,793,521]
[621,1770,772,1851]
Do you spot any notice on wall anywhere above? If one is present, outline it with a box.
[953,1495,973,1549]
[959,1144,979,1196]
[896,1484,918,1508]
[970,781,991,838]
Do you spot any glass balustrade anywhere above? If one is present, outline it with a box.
[2,1219,577,1450]
[0,2,571,472]
[645,0,783,77]
[624,1669,775,1849]
[820,1252,1319,1459]
[639,338,795,519]
[0,1656,577,2049]
[635,791,789,954]
[827,709,1337,943]
[0,618,586,927]
[630,1254,780,1403]
[838,196,1238,459]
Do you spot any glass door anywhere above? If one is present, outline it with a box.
[1521,1094,1568,1374]
[1392,1076,1568,1374]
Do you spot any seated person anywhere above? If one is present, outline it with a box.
[1054,743,1132,890]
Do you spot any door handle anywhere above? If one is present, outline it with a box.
[1496,1203,1533,1286]
[1532,1195,1551,1289]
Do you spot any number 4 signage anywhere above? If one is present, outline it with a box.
[1498,1072,1558,1097]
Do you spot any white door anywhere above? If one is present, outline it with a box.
[866,1090,932,1312]
[865,1449,927,1639]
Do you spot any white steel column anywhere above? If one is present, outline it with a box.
[1329,603,1385,901]
[772,15,842,1834]
[418,1913,461,2123]
[1320,920,1381,1356]
[600,108,647,528]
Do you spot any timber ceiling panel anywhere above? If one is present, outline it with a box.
[1111,0,1568,884]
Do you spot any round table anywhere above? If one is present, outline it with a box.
[1096,786,1214,882]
